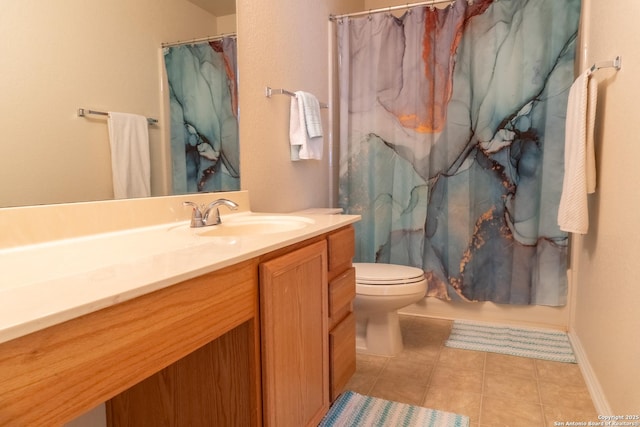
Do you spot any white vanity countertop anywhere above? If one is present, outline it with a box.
[0,212,360,344]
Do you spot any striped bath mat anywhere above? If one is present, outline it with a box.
[319,391,469,427]
[446,321,576,363]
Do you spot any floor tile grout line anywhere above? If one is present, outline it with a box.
[533,359,548,426]
[420,332,446,406]
[478,351,487,426]
[369,356,390,395]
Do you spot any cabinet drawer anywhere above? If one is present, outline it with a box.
[329,267,355,324]
[327,226,355,276]
[329,312,356,402]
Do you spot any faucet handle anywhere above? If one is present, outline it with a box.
[183,201,205,227]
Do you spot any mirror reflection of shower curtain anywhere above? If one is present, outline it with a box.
[337,0,581,306]
[164,38,240,194]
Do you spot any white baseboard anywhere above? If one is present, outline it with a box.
[567,330,611,414]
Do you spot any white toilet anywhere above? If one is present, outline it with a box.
[353,262,427,357]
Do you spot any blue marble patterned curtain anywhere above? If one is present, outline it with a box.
[164,38,240,194]
[337,0,581,306]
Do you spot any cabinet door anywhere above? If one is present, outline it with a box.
[260,241,329,427]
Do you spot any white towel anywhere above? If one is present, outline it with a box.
[107,112,151,199]
[290,91,324,161]
[586,75,598,193]
[557,72,598,234]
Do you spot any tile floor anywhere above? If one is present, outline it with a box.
[344,315,599,427]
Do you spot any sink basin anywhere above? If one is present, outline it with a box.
[193,215,315,238]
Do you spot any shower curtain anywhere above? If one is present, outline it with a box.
[337,0,581,306]
[164,37,240,194]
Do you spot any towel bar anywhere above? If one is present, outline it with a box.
[589,56,621,74]
[78,108,158,125]
[265,87,328,109]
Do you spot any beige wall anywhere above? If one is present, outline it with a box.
[570,0,640,413]
[236,0,362,213]
[0,0,217,207]
[216,14,237,34]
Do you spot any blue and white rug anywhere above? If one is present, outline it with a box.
[445,320,577,363]
[319,391,469,427]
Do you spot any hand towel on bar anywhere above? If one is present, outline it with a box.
[107,112,151,199]
[586,74,598,193]
[290,91,323,161]
[557,72,598,234]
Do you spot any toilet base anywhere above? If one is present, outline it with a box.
[355,310,403,357]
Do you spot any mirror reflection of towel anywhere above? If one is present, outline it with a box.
[289,91,324,161]
[107,112,151,199]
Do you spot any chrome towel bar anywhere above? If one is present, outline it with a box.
[589,56,622,74]
[265,87,328,109]
[78,108,158,125]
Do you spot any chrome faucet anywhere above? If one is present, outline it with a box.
[183,199,239,228]
[203,199,239,226]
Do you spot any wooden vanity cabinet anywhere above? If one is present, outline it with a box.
[104,260,263,427]
[258,225,356,425]
[0,259,262,426]
[0,225,356,426]
[107,226,355,427]
[327,226,356,402]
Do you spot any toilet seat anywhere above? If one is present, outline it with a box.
[354,263,426,296]
[354,263,425,284]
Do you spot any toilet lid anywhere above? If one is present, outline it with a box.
[354,263,425,285]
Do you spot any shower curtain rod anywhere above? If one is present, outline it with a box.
[161,33,236,48]
[329,0,468,21]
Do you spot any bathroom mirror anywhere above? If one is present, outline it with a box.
[0,0,237,208]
